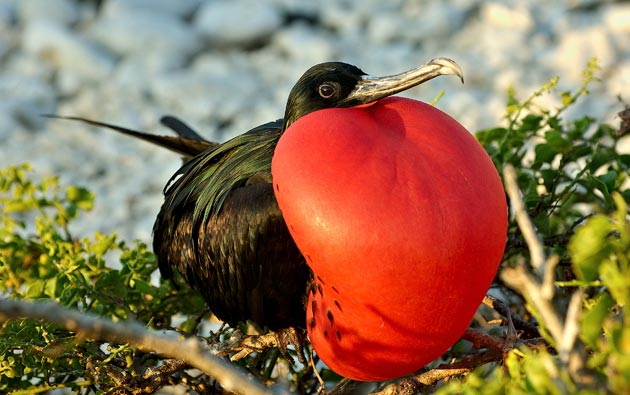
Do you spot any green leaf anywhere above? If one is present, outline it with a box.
[598,170,618,191]
[534,143,557,165]
[476,127,508,144]
[520,114,543,132]
[571,116,595,136]
[25,281,45,299]
[544,130,569,151]
[561,91,575,106]
[65,185,95,211]
[569,215,612,281]
[580,292,614,349]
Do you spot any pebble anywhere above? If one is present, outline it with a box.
[22,20,115,82]
[16,0,79,26]
[481,2,533,31]
[0,1,15,27]
[273,23,336,63]
[102,0,203,19]
[604,3,630,32]
[113,51,188,91]
[89,11,202,57]
[552,25,616,80]
[194,1,283,47]
[0,0,627,242]
[0,74,56,131]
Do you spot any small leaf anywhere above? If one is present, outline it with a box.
[569,215,612,281]
[580,292,614,349]
[25,281,45,299]
[65,186,94,211]
[600,259,630,308]
[534,144,556,165]
[520,114,543,132]
[572,116,595,135]
[561,91,575,106]
[598,170,618,191]
[545,130,569,151]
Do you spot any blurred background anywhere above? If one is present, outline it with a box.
[0,0,628,242]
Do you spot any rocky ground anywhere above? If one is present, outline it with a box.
[0,0,628,242]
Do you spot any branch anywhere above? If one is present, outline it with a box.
[500,164,587,379]
[0,298,290,395]
[354,327,543,395]
[483,296,540,339]
[503,164,545,271]
[369,350,501,395]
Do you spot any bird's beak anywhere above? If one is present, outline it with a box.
[339,57,464,107]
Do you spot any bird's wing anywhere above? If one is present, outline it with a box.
[161,119,284,227]
[153,118,309,328]
[45,115,217,159]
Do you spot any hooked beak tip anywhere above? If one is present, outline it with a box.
[426,57,464,84]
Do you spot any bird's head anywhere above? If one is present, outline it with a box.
[282,57,464,129]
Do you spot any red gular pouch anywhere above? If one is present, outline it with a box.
[272,96,507,381]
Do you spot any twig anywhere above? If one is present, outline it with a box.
[484,296,540,339]
[461,328,507,351]
[558,289,584,365]
[503,164,545,271]
[327,379,361,395]
[0,298,290,395]
[370,351,502,395]
[501,261,564,346]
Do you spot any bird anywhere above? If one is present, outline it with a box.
[56,58,504,381]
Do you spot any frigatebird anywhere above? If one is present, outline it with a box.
[57,58,464,334]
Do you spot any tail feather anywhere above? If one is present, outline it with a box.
[44,114,217,159]
[160,115,206,141]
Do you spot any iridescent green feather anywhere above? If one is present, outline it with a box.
[161,119,283,229]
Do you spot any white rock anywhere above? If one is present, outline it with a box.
[450,18,530,72]
[366,1,468,44]
[0,74,57,130]
[89,11,202,57]
[113,51,187,90]
[318,0,364,38]
[17,0,79,26]
[0,32,8,59]
[270,0,319,17]
[606,60,630,101]
[0,1,16,27]
[551,25,616,80]
[3,52,56,82]
[480,2,534,31]
[149,66,262,130]
[603,3,630,32]
[102,0,203,18]
[195,1,283,46]
[272,23,335,62]
[22,20,115,82]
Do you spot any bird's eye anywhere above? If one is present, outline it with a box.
[318,83,336,99]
